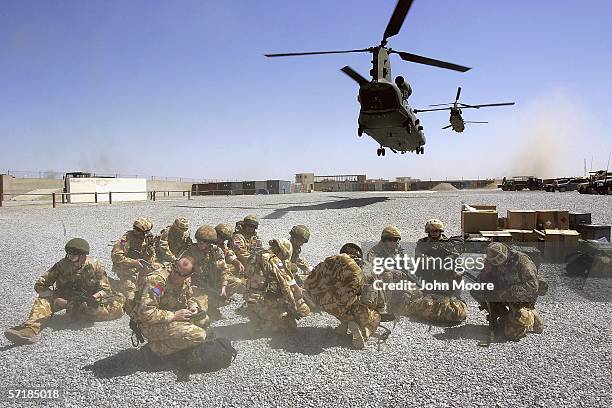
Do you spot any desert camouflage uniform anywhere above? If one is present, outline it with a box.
[471,250,543,340]
[187,244,244,316]
[156,225,192,264]
[365,241,422,315]
[305,254,382,342]
[290,245,311,277]
[231,231,261,266]
[132,266,206,356]
[22,257,124,334]
[111,230,157,302]
[409,235,467,323]
[246,251,309,332]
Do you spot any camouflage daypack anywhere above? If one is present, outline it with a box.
[304,254,365,317]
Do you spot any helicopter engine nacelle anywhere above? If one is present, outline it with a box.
[394,76,412,98]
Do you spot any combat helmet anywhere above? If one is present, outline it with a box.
[243,215,259,228]
[486,242,509,266]
[270,238,293,261]
[381,225,401,240]
[290,225,310,243]
[173,217,189,231]
[195,225,217,243]
[425,218,445,233]
[340,243,363,261]
[133,217,153,233]
[215,224,233,241]
[65,238,90,255]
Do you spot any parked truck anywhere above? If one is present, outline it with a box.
[498,176,543,191]
[578,171,612,195]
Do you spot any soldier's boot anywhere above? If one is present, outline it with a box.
[334,322,349,336]
[4,326,40,345]
[531,310,544,334]
[347,321,365,350]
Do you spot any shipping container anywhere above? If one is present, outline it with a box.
[242,181,256,190]
[231,182,243,195]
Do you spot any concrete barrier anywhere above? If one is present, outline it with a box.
[67,177,147,203]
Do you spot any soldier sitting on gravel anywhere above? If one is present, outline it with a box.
[408,219,468,324]
[155,216,192,264]
[129,256,214,364]
[187,225,244,320]
[111,217,159,309]
[245,239,310,333]
[231,215,262,266]
[470,243,546,341]
[305,243,385,350]
[365,226,422,316]
[4,238,124,345]
[215,223,246,279]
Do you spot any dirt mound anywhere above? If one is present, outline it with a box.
[431,182,457,191]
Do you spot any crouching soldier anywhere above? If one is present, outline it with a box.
[305,243,385,350]
[111,217,158,308]
[155,217,192,264]
[130,256,210,358]
[409,219,467,324]
[470,243,546,342]
[246,239,310,333]
[4,238,124,345]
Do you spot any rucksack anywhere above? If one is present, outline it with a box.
[187,337,237,373]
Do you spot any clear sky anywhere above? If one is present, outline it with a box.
[1,0,611,181]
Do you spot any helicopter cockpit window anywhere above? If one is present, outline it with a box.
[360,88,399,111]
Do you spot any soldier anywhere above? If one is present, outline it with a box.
[131,256,210,359]
[156,217,192,264]
[305,243,384,350]
[4,238,124,345]
[215,223,245,278]
[231,215,262,266]
[246,239,309,333]
[409,219,467,324]
[365,226,422,315]
[471,243,545,341]
[289,225,311,277]
[187,225,239,320]
[111,217,158,306]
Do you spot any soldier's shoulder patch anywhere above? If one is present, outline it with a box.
[277,261,285,269]
[152,283,165,297]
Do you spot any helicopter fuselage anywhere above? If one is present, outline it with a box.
[356,46,425,154]
[449,108,465,132]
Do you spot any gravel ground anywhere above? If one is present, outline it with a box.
[0,190,610,407]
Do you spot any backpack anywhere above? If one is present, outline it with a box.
[304,254,365,317]
[187,337,237,372]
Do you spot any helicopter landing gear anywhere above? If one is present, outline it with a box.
[415,146,424,155]
[358,127,363,137]
[376,147,386,157]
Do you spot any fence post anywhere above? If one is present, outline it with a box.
[52,193,56,208]
[153,191,156,201]
[94,192,98,204]
[109,192,113,204]
[188,190,191,200]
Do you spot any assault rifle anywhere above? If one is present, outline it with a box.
[461,270,506,347]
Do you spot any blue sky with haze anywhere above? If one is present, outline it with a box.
[1,0,611,181]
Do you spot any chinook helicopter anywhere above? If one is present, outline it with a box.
[265,0,470,156]
[414,87,515,133]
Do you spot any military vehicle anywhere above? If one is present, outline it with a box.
[578,171,612,195]
[414,87,514,132]
[498,176,543,191]
[265,0,471,156]
[544,177,588,192]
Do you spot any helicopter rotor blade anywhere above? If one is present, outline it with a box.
[464,121,488,124]
[395,51,471,72]
[459,102,515,109]
[264,49,370,58]
[382,0,414,42]
[340,66,369,86]
[442,124,453,129]
[428,103,454,107]
[414,107,453,113]
[455,87,462,103]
